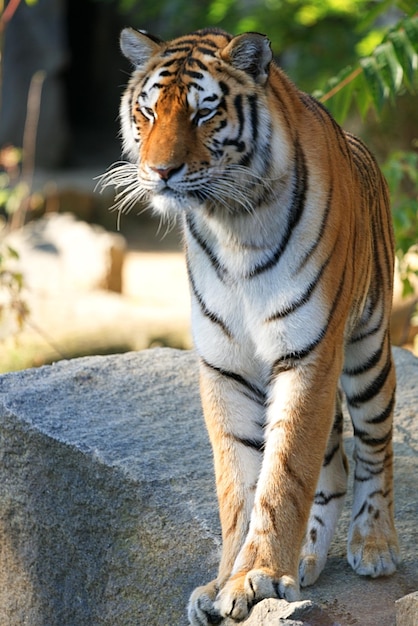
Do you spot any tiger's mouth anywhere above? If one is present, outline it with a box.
[150,185,207,216]
[152,182,207,205]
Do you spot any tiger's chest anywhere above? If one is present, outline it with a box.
[184,211,329,374]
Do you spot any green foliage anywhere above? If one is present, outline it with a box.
[315,13,418,123]
[383,149,418,297]
[0,147,30,336]
[0,146,29,217]
[0,244,29,336]
[107,0,373,90]
[106,0,417,102]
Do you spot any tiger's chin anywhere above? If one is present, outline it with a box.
[150,189,206,218]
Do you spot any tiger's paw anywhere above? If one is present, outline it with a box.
[188,580,222,626]
[214,569,300,622]
[299,553,327,588]
[347,520,400,578]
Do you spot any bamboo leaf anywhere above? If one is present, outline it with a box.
[403,15,418,50]
[395,1,418,17]
[316,15,418,123]
[360,56,387,113]
[374,42,403,100]
[354,70,373,119]
[389,29,417,87]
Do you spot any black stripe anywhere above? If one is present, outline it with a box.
[343,338,386,376]
[160,58,178,69]
[187,261,232,338]
[201,357,266,405]
[314,491,346,506]
[246,137,308,278]
[268,80,293,137]
[296,185,333,271]
[271,260,347,375]
[347,352,392,408]
[186,81,204,92]
[159,69,174,77]
[355,452,389,467]
[353,500,367,521]
[323,443,340,467]
[248,94,258,143]
[202,93,219,103]
[266,250,332,321]
[185,213,226,281]
[366,392,395,425]
[353,425,392,447]
[234,94,244,135]
[188,57,208,71]
[272,334,323,375]
[234,436,265,452]
[164,42,195,54]
[183,69,204,80]
[221,94,246,153]
[219,81,230,95]
[333,403,344,434]
[299,92,327,125]
[354,457,385,483]
[197,46,217,56]
[349,306,385,344]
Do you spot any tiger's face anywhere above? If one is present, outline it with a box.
[118,28,275,218]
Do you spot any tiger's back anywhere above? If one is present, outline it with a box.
[104,28,399,625]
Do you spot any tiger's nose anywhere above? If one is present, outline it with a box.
[150,164,184,180]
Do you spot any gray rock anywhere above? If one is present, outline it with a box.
[0,347,417,626]
[5,213,126,294]
[239,598,339,625]
[395,591,418,626]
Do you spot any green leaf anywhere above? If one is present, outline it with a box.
[403,15,418,50]
[402,276,415,298]
[6,246,19,260]
[329,75,355,124]
[360,56,387,113]
[389,29,417,88]
[374,42,403,100]
[395,1,418,17]
[353,70,372,119]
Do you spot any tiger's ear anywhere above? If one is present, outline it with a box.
[120,28,163,68]
[221,33,272,85]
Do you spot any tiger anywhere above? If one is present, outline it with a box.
[101,27,400,625]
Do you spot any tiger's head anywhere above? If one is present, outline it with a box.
[106,28,284,220]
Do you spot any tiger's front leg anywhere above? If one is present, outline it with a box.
[214,361,339,622]
[188,361,265,626]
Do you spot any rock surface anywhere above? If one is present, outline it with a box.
[395,591,418,626]
[0,347,417,626]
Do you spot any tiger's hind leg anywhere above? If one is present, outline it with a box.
[342,329,399,578]
[299,391,348,587]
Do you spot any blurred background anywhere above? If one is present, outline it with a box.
[0,0,417,372]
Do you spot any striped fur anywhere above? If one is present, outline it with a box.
[106,27,399,624]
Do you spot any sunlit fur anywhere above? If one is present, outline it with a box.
[108,27,400,625]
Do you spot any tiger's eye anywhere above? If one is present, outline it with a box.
[194,108,216,125]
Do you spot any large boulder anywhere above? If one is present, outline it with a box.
[5,213,125,294]
[0,347,417,625]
